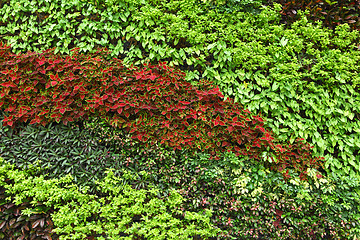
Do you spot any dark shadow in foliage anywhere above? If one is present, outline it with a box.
[269,0,360,32]
[0,114,127,195]
[0,178,58,240]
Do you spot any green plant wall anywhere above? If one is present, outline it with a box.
[1,0,359,179]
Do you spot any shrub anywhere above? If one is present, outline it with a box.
[0,113,126,193]
[0,158,219,240]
[135,149,360,239]
[0,44,323,178]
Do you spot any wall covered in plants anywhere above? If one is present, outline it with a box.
[1,0,359,178]
[1,0,360,239]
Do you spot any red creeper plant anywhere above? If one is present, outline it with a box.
[0,43,324,179]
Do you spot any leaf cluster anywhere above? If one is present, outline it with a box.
[0,114,127,194]
[0,159,219,240]
[1,117,359,238]
[0,177,57,240]
[0,44,323,177]
[139,149,360,239]
[275,0,360,32]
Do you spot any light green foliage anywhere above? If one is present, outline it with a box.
[0,158,219,240]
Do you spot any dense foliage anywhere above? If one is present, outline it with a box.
[1,0,359,178]
[0,115,123,193]
[1,0,360,238]
[0,158,219,240]
[276,0,360,31]
[0,177,57,240]
[1,135,359,239]
[0,44,323,177]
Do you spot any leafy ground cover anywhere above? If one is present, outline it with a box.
[0,157,219,240]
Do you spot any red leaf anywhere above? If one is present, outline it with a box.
[32,219,41,229]
[30,119,37,125]
[137,134,143,141]
[0,221,8,229]
[5,105,15,112]
[179,101,191,105]
[1,69,11,75]
[111,103,126,109]
[149,74,157,81]
[117,108,123,114]
[227,126,234,132]
[38,109,49,116]
[59,108,66,114]
[125,111,130,118]
[50,81,57,87]
[24,86,33,92]
[66,116,74,122]
[50,113,61,119]
[36,56,46,66]
[49,73,59,81]
[1,82,17,87]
